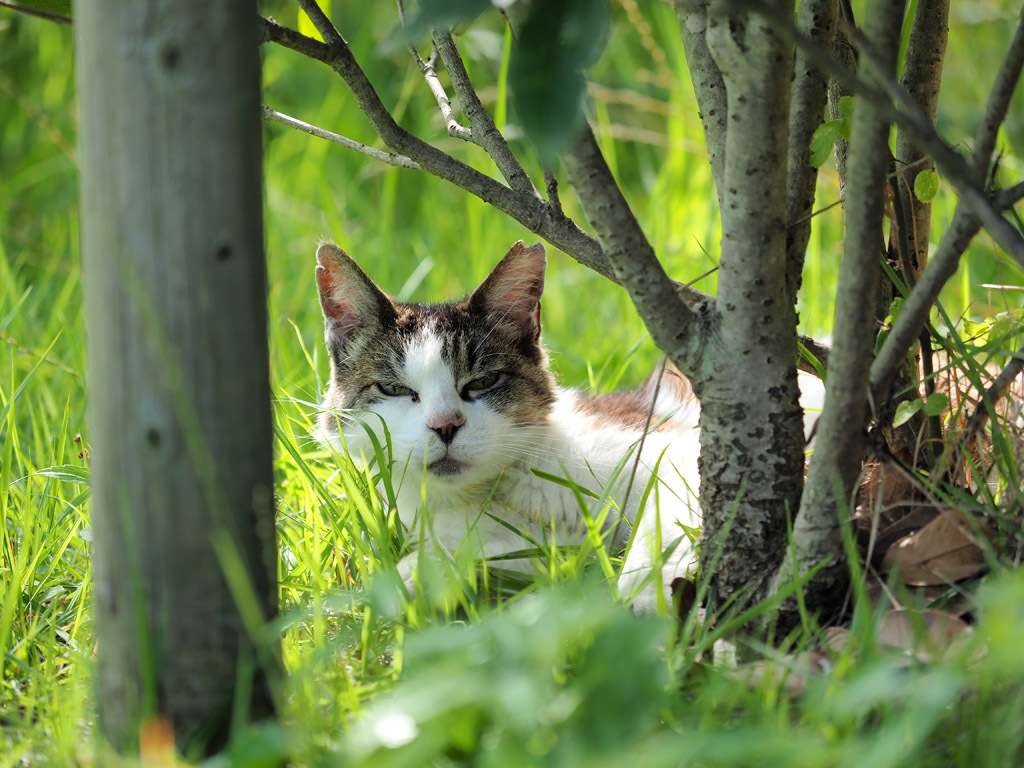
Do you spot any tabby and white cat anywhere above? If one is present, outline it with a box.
[315,240,702,612]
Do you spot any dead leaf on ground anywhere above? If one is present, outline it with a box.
[876,608,972,661]
[822,626,850,655]
[881,507,989,586]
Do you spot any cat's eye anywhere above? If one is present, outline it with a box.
[464,372,502,394]
[377,382,416,398]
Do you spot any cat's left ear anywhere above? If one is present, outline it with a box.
[469,241,546,341]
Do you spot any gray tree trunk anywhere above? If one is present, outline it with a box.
[696,2,806,605]
[76,0,279,754]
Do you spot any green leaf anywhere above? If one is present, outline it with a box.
[893,398,923,427]
[914,169,939,203]
[509,0,612,161]
[530,468,601,500]
[923,392,949,417]
[405,0,494,41]
[809,120,842,167]
[837,95,855,139]
[8,0,71,17]
[32,464,90,485]
[883,296,906,326]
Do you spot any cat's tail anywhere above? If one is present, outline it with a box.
[639,360,701,431]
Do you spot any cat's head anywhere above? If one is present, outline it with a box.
[315,240,555,492]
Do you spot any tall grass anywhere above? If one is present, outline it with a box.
[2,1,1024,765]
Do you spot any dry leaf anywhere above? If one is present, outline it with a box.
[876,608,971,661]
[822,626,850,655]
[881,507,988,586]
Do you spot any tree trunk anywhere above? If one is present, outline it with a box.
[76,0,279,754]
[696,3,806,606]
[775,0,908,622]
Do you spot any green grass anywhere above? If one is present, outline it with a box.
[3,1,1024,765]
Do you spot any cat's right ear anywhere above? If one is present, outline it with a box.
[315,242,395,345]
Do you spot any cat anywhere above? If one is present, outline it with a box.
[314,239,702,613]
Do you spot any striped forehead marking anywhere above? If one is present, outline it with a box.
[403,328,456,389]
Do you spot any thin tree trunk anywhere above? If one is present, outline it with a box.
[698,2,806,606]
[77,0,279,754]
[894,0,949,277]
[775,0,908,621]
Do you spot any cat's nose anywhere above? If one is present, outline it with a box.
[428,410,466,445]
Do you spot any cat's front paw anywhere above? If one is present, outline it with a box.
[618,570,662,615]
[396,550,419,598]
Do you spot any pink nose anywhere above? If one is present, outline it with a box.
[427,410,466,445]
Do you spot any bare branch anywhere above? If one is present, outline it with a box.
[260,16,332,62]
[432,30,539,196]
[294,0,343,47]
[0,0,71,24]
[848,24,1024,267]
[544,169,562,215]
[870,13,1024,403]
[995,180,1024,208]
[392,0,478,147]
[750,0,1024,267]
[674,0,728,205]
[261,17,616,279]
[262,106,421,169]
[786,0,839,298]
[411,43,477,144]
[560,128,705,374]
[970,11,1024,177]
[893,0,949,276]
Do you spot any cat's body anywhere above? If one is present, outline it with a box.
[315,240,701,611]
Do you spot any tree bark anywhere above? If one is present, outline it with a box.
[894,0,949,277]
[786,0,839,299]
[775,0,908,619]
[675,0,728,207]
[698,1,806,606]
[77,0,279,754]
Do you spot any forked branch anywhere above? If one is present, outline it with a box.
[870,11,1024,403]
[750,0,1024,267]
